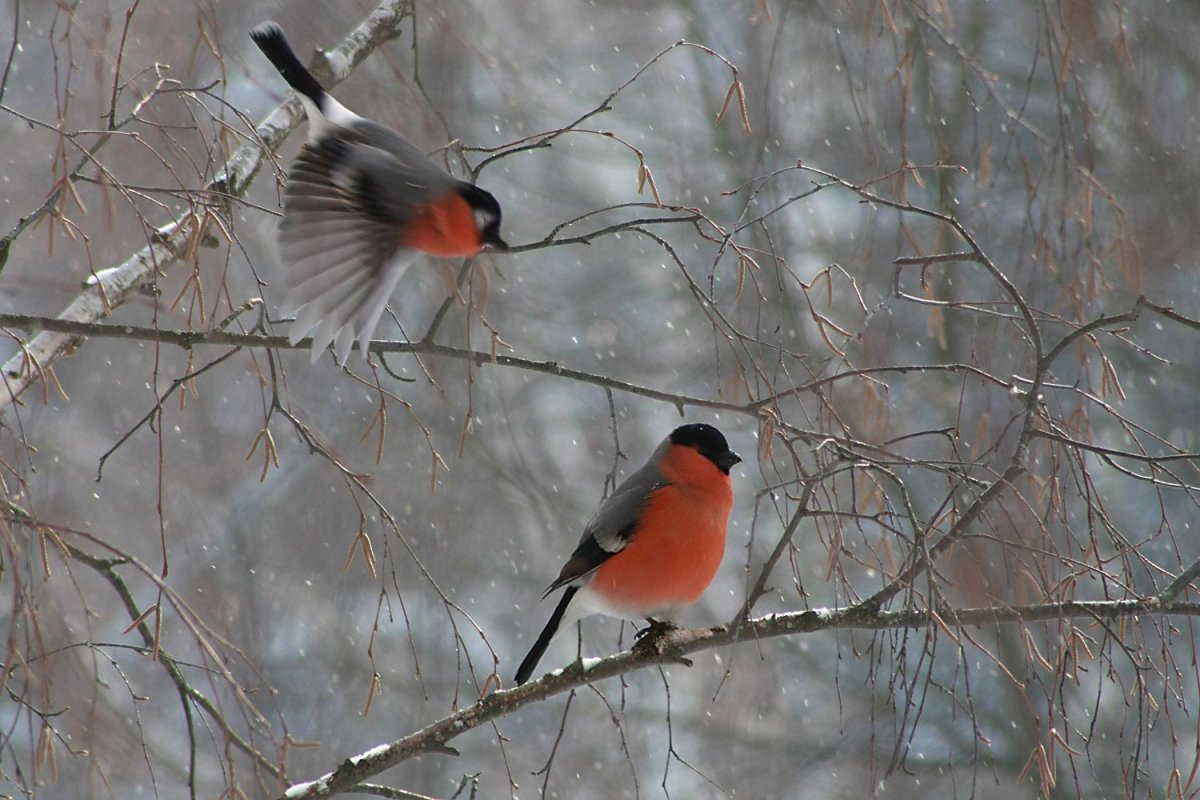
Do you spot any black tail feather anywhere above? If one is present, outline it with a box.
[250,22,327,107]
[514,587,577,685]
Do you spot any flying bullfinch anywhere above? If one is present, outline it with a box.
[249,22,507,366]
[514,423,741,685]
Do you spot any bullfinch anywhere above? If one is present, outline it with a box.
[514,423,741,685]
[249,22,507,366]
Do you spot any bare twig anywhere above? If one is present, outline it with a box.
[278,597,1200,799]
[0,0,418,416]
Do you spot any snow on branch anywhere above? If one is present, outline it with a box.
[0,0,415,416]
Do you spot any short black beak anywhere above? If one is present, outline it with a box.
[486,236,509,251]
[718,451,742,473]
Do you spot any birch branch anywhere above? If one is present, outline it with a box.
[279,596,1200,799]
[0,0,415,416]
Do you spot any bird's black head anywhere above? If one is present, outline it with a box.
[458,183,508,250]
[670,423,741,475]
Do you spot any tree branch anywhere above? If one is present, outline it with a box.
[278,597,1200,799]
[0,0,416,417]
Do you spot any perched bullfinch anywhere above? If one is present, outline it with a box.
[250,22,507,365]
[514,423,741,685]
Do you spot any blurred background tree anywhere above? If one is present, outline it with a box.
[1,1,1198,798]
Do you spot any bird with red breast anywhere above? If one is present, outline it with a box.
[514,423,741,685]
[250,22,507,365]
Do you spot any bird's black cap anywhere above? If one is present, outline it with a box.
[670,423,741,474]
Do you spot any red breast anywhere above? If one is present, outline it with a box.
[402,192,482,257]
[588,444,734,615]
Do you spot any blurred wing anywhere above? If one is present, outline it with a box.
[342,119,462,222]
[279,137,430,365]
[545,442,671,594]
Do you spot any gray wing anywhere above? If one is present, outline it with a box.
[277,123,457,365]
[546,438,671,594]
[337,119,463,223]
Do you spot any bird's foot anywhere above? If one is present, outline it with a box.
[634,618,677,642]
[632,619,687,662]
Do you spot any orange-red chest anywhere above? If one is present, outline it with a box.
[590,449,733,616]
[403,192,481,257]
